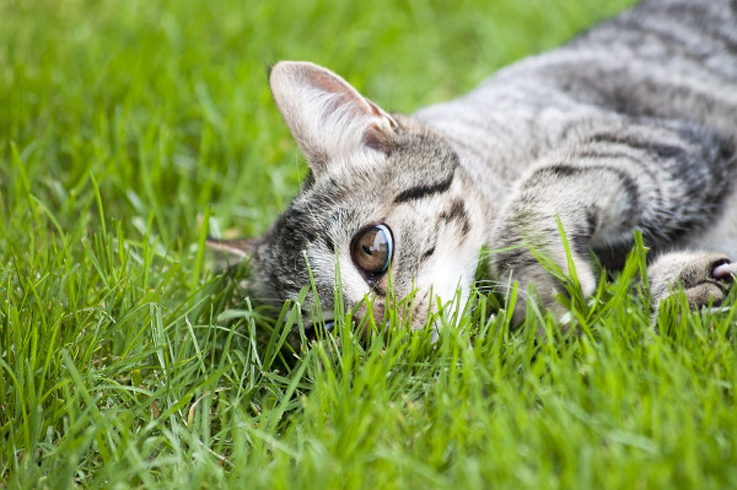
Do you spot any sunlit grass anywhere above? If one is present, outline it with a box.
[5,0,737,488]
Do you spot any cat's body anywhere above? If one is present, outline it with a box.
[416,0,737,258]
[213,0,737,330]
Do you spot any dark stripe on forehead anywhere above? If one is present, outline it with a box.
[393,171,455,204]
[439,198,471,238]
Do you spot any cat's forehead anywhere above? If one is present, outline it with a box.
[275,129,461,252]
[391,131,459,175]
[312,130,459,196]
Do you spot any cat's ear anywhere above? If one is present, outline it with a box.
[269,61,399,173]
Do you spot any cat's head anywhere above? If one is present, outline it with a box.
[214,61,487,331]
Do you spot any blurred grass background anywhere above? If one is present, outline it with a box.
[7,0,737,489]
[0,0,633,245]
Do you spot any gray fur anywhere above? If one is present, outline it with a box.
[214,0,737,330]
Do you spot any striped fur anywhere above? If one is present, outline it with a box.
[215,0,737,330]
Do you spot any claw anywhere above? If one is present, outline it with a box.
[706,306,732,315]
[712,262,737,280]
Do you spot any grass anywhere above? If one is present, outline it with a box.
[2,0,737,488]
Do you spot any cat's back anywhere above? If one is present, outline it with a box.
[415,0,737,178]
[543,0,737,123]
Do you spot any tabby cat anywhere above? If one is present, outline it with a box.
[210,0,737,332]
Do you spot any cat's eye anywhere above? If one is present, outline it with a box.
[351,224,393,280]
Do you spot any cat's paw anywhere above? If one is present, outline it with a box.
[647,251,737,311]
[492,248,597,330]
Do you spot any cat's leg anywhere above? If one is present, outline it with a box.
[647,251,737,312]
[490,161,626,325]
[489,122,736,326]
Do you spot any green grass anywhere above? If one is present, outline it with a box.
[3,0,737,488]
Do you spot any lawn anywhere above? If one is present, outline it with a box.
[3,0,737,488]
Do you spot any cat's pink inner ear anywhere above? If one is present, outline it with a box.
[305,69,366,111]
[363,123,395,154]
[269,61,398,171]
[304,67,396,124]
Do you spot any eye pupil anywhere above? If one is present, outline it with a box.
[351,224,393,280]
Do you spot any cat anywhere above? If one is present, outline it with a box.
[209,0,737,333]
